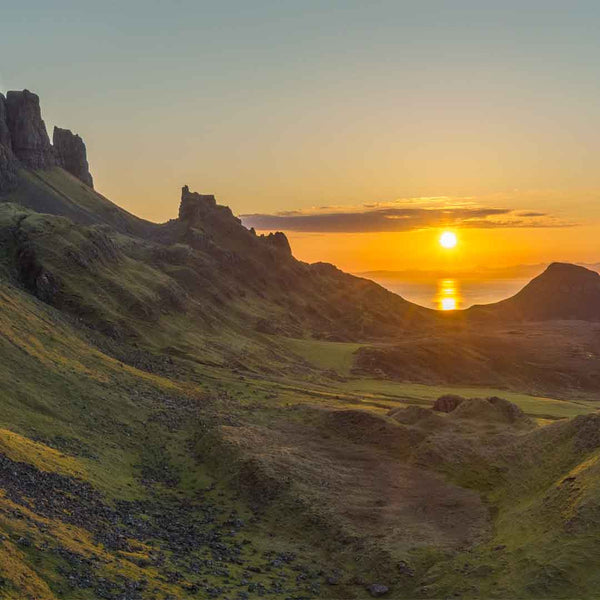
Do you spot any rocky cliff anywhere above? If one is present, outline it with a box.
[262,231,292,255]
[0,89,93,191]
[175,184,295,258]
[178,185,218,221]
[0,94,12,149]
[0,144,18,194]
[5,89,55,169]
[53,126,93,187]
[0,94,19,193]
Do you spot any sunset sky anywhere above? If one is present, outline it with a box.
[2,1,600,273]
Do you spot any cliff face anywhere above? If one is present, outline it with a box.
[0,94,18,193]
[53,126,93,188]
[5,89,55,169]
[0,94,12,149]
[0,89,94,191]
[0,144,19,194]
[176,185,295,258]
[178,186,218,221]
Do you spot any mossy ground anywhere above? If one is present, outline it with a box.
[0,281,398,599]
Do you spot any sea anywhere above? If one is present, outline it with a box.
[368,277,532,311]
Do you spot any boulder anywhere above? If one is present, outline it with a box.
[367,583,389,597]
[433,394,464,413]
[53,126,93,187]
[5,89,55,168]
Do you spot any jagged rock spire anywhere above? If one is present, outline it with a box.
[5,89,55,169]
[53,126,93,188]
[179,185,217,221]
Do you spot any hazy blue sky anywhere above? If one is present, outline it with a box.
[2,1,600,270]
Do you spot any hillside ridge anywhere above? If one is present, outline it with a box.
[468,261,600,321]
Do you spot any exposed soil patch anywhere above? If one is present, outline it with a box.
[222,408,492,555]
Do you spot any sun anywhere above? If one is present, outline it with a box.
[439,231,457,249]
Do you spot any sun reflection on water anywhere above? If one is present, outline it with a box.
[437,279,460,311]
[441,297,456,310]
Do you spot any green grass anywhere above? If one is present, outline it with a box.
[334,378,596,419]
[1,281,599,598]
[281,337,363,375]
[0,280,379,599]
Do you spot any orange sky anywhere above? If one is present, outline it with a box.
[7,2,600,274]
[281,224,600,274]
[245,190,600,272]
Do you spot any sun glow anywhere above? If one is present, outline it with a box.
[441,297,457,311]
[439,231,457,249]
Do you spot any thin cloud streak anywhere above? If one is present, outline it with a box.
[241,206,573,233]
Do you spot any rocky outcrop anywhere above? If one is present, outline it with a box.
[5,90,55,169]
[177,185,245,243]
[433,394,464,413]
[262,231,292,256]
[178,185,217,221]
[53,127,94,187]
[0,89,96,196]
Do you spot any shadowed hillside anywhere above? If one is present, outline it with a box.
[354,265,600,396]
[468,262,600,321]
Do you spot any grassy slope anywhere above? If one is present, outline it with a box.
[0,283,366,599]
[2,167,600,598]
[418,417,600,598]
[279,337,596,419]
[2,168,157,235]
[2,279,600,599]
[0,278,572,598]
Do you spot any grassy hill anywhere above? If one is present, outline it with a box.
[1,162,600,599]
[468,262,600,321]
[0,280,378,599]
[3,270,600,599]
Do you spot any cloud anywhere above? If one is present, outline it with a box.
[516,211,547,217]
[241,204,572,233]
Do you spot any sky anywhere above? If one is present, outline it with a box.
[2,0,600,273]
